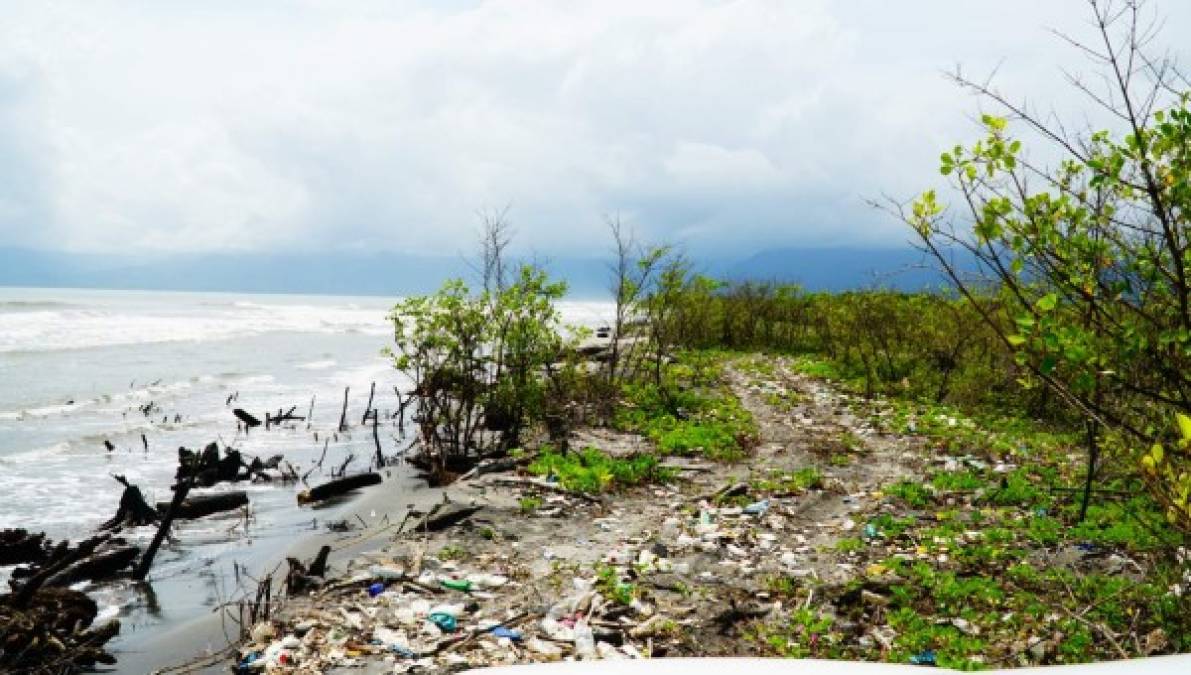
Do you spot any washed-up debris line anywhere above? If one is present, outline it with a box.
[228,359,910,672]
[230,355,1188,671]
[231,479,876,673]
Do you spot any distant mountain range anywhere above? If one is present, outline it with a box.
[0,245,955,298]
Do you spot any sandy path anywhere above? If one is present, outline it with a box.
[170,355,927,672]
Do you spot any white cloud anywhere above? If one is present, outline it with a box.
[0,0,1187,257]
[663,142,784,189]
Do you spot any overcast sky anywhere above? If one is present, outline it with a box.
[1,0,1188,259]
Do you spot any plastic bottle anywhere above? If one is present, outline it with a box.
[370,565,404,581]
[573,619,596,659]
[440,578,472,592]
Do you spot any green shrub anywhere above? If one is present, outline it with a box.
[887,480,932,508]
[615,355,758,461]
[519,495,542,513]
[527,447,673,493]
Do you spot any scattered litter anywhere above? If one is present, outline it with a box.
[427,612,457,632]
[910,649,937,666]
[440,578,472,592]
[573,619,596,659]
[743,499,769,515]
[490,626,522,641]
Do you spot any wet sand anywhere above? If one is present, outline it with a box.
[112,465,446,674]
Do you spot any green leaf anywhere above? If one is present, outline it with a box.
[1040,355,1058,375]
[1007,334,1027,347]
[1177,413,1191,441]
[1035,294,1058,312]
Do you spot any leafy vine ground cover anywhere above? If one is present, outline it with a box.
[741,353,1189,668]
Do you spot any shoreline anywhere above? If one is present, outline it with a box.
[0,288,615,674]
[9,350,1187,672]
[116,466,447,675]
[183,356,906,671]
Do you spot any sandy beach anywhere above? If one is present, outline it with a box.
[159,356,924,673]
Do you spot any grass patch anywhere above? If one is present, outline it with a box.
[436,544,466,561]
[753,467,824,494]
[594,563,637,605]
[886,480,932,508]
[740,352,1189,666]
[764,389,805,412]
[527,446,674,494]
[519,495,542,514]
[835,537,865,553]
[747,607,841,659]
[787,355,844,380]
[615,352,759,461]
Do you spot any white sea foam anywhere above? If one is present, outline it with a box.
[0,374,234,421]
[0,300,390,353]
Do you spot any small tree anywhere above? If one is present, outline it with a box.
[388,219,573,478]
[487,264,569,447]
[389,280,489,475]
[605,216,666,391]
[902,0,1190,533]
[643,251,692,389]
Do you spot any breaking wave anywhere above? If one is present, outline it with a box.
[0,301,390,354]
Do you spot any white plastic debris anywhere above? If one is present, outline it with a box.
[467,572,509,589]
[369,564,404,580]
[573,619,596,659]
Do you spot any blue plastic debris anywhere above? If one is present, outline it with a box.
[910,649,937,666]
[490,626,523,641]
[863,523,880,539]
[428,612,458,632]
[367,582,385,597]
[234,652,261,674]
[391,644,417,658]
[743,499,770,515]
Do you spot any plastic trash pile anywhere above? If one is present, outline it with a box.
[234,549,672,673]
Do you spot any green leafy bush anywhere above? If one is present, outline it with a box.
[527,447,673,493]
[614,354,758,461]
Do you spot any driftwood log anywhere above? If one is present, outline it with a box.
[11,533,113,607]
[45,545,140,588]
[0,528,50,566]
[135,473,193,581]
[284,545,332,595]
[175,443,261,487]
[338,386,350,432]
[266,405,304,428]
[154,491,248,520]
[407,503,484,533]
[100,476,159,530]
[297,472,381,505]
[362,382,375,425]
[0,587,120,670]
[307,544,331,577]
[233,408,261,428]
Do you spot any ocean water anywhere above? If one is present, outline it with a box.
[0,286,611,662]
